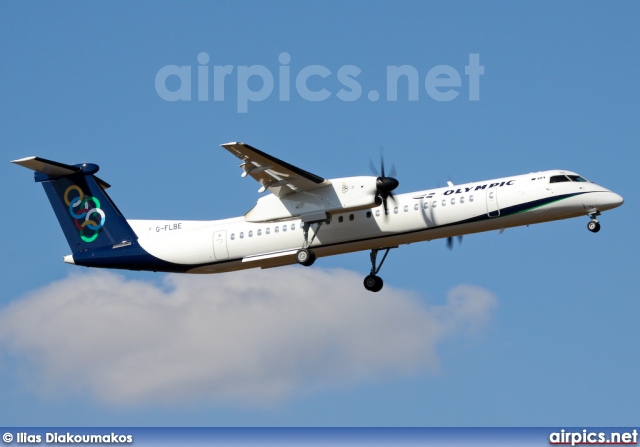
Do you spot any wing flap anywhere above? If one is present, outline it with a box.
[221,142,330,197]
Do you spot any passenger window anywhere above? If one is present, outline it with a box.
[441,199,446,206]
[230,233,235,240]
[291,223,296,230]
[451,198,455,205]
[266,228,270,234]
[404,205,409,212]
[240,232,244,239]
[257,229,262,236]
[366,211,372,218]
[282,225,287,232]
[248,230,253,237]
[349,214,354,221]
[375,210,381,217]
[275,226,279,233]
[432,201,437,208]
[423,202,428,209]
[339,216,344,223]
[460,196,465,204]
[414,203,419,211]
[394,207,398,214]
[469,195,474,202]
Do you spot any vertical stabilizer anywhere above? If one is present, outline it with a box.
[12,157,138,254]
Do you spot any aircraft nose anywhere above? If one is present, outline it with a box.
[602,191,624,210]
[609,192,624,208]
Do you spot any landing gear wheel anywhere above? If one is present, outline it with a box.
[363,274,383,292]
[296,248,316,266]
[587,220,601,233]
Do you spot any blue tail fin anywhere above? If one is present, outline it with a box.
[12,157,138,254]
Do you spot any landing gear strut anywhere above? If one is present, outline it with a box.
[295,219,325,267]
[363,247,395,292]
[587,211,601,233]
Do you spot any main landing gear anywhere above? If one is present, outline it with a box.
[363,247,395,292]
[587,211,601,233]
[295,247,316,266]
[295,220,323,267]
[293,213,394,293]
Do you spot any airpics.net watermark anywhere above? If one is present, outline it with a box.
[155,52,484,113]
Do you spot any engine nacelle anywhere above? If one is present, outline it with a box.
[245,176,378,222]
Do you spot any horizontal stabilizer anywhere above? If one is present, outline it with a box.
[11,156,111,189]
[11,156,80,176]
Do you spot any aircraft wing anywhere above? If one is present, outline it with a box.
[221,142,330,197]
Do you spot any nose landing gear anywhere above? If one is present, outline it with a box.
[587,211,601,233]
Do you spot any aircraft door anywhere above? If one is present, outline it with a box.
[486,187,500,217]
[213,230,229,260]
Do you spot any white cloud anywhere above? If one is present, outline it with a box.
[0,268,497,407]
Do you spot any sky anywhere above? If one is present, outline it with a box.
[1,1,638,427]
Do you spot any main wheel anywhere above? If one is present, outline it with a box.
[587,220,601,233]
[363,274,384,292]
[296,248,316,266]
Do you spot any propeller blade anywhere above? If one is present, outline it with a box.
[389,163,397,179]
[370,148,400,220]
[369,159,379,177]
[447,235,464,250]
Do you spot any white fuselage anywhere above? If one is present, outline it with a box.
[126,170,623,273]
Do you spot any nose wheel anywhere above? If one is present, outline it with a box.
[587,220,600,233]
[587,211,601,233]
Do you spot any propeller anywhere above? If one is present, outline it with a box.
[369,154,399,216]
[447,235,464,250]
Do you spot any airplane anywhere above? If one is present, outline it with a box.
[12,142,624,292]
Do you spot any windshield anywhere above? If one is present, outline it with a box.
[550,174,590,183]
[567,175,589,182]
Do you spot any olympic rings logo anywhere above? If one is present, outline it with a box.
[64,185,106,243]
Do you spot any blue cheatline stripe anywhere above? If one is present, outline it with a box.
[435,191,589,229]
[310,191,591,251]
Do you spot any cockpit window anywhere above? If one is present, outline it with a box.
[550,174,591,184]
[550,175,570,183]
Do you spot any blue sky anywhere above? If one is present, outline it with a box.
[1,1,638,427]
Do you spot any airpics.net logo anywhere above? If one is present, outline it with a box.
[155,52,484,113]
